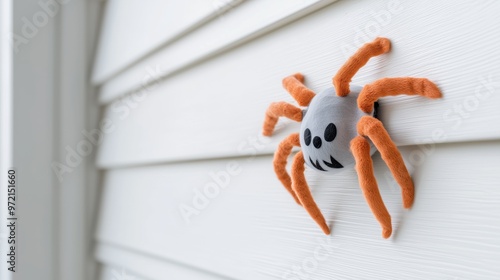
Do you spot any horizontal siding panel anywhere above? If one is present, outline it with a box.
[92,0,243,83]
[96,0,337,102]
[99,265,144,280]
[95,141,500,280]
[96,243,228,280]
[96,0,500,168]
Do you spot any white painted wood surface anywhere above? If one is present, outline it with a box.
[91,0,244,84]
[96,142,500,279]
[98,265,144,280]
[96,243,231,280]
[94,0,337,103]
[93,0,500,279]
[96,0,500,168]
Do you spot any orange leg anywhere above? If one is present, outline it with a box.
[262,102,302,136]
[357,116,414,209]
[274,133,302,205]
[333,37,391,97]
[282,73,316,106]
[358,77,442,113]
[350,136,392,238]
[291,151,330,235]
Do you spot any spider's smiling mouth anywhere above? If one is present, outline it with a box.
[309,156,343,171]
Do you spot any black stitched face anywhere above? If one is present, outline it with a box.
[304,128,311,146]
[324,123,337,142]
[299,86,366,172]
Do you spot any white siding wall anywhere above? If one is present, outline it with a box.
[92,0,500,279]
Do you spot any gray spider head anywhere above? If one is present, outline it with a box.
[299,85,376,173]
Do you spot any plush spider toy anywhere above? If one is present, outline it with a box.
[262,37,442,238]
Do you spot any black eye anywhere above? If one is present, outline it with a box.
[304,128,311,146]
[324,123,337,142]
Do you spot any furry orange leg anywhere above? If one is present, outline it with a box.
[351,136,392,238]
[262,102,302,136]
[357,116,414,209]
[291,151,330,234]
[333,37,391,97]
[282,73,316,106]
[358,77,442,113]
[274,133,302,205]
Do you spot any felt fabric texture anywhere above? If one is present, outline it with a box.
[282,73,316,106]
[274,133,302,205]
[333,37,391,97]
[351,136,392,238]
[357,116,414,209]
[358,77,442,113]
[263,102,302,136]
[291,151,330,235]
[300,86,376,174]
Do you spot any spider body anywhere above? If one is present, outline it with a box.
[262,38,442,238]
[300,86,376,173]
